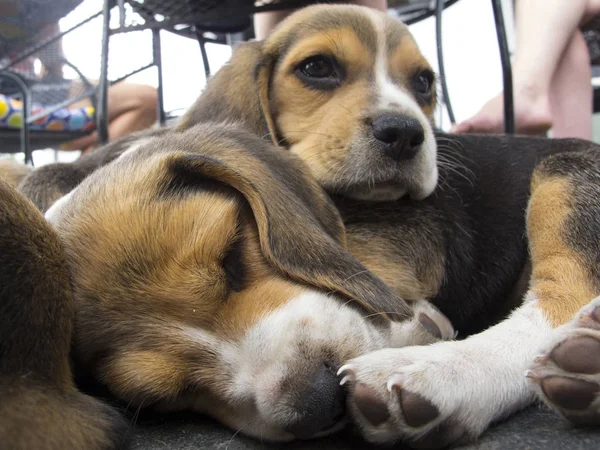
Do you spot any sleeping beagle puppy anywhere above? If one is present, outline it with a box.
[36,122,452,444]
[14,4,600,448]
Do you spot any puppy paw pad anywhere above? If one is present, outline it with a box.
[551,336,600,374]
[397,389,440,428]
[418,312,442,339]
[592,305,600,323]
[353,383,390,426]
[541,376,599,411]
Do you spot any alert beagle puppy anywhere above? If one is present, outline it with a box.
[180,4,438,203]
[13,4,600,448]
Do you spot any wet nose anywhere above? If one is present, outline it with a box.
[371,114,425,161]
[285,363,346,439]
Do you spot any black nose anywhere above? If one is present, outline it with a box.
[371,114,425,161]
[285,363,346,439]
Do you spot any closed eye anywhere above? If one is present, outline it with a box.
[222,235,246,292]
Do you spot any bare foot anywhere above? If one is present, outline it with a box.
[451,90,553,135]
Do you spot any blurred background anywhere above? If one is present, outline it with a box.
[5,0,600,166]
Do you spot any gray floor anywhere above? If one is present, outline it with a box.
[128,406,600,450]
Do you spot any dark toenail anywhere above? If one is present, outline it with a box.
[592,306,600,323]
[418,313,442,339]
[551,337,600,374]
[353,383,389,426]
[398,390,440,428]
[541,376,599,410]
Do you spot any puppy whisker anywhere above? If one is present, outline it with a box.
[226,428,244,450]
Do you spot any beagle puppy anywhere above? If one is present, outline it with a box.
[180,4,438,203]
[0,179,126,449]
[14,4,600,448]
[36,122,452,444]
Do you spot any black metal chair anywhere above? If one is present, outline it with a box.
[0,0,105,163]
[95,0,462,145]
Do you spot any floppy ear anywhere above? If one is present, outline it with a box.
[255,50,280,146]
[176,40,281,146]
[163,127,413,322]
[177,41,279,144]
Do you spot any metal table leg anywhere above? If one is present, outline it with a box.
[435,0,456,125]
[97,0,111,144]
[0,72,32,164]
[153,29,167,126]
[491,0,515,134]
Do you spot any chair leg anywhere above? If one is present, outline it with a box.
[196,30,211,81]
[491,0,515,134]
[0,72,32,165]
[97,0,111,144]
[435,0,456,125]
[152,29,167,126]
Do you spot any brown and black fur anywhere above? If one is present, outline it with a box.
[17,28,600,337]
[337,134,598,335]
[11,5,600,446]
[0,179,127,449]
[17,127,170,212]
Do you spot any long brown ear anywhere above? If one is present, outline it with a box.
[255,51,280,146]
[176,41,278,143]
[163,125,412,322]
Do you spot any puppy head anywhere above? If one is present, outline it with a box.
[257,5,438,202]
[47,124,444,440]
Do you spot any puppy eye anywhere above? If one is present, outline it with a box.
[295,55,340,90]
[413,70,434,96]
[301,56,335,78]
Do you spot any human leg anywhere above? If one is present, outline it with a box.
[62,82,157,152]
[549,30,592,139]
[453,0,591,136]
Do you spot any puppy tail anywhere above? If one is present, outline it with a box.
[0,179,127,449]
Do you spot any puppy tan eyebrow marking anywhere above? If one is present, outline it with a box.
[278,10,378,57]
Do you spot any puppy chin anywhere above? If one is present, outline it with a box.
[409,165,438,201]
[344,166,438,203]
[347,184,408,202]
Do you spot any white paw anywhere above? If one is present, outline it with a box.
[339,342,485,448]
[340,300,549,448]
[390,300,456,348]
[528,296,600,425]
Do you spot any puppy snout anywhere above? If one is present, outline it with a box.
[371,114,424,161]
[285,363,346,439]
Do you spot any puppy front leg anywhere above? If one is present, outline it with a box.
[340,295,552,447]
[524,152,600,427]
[341,151,600,447]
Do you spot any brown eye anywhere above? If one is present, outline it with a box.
[295,55,341,90]
[413,70,434,96]
[301,56,335,78]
